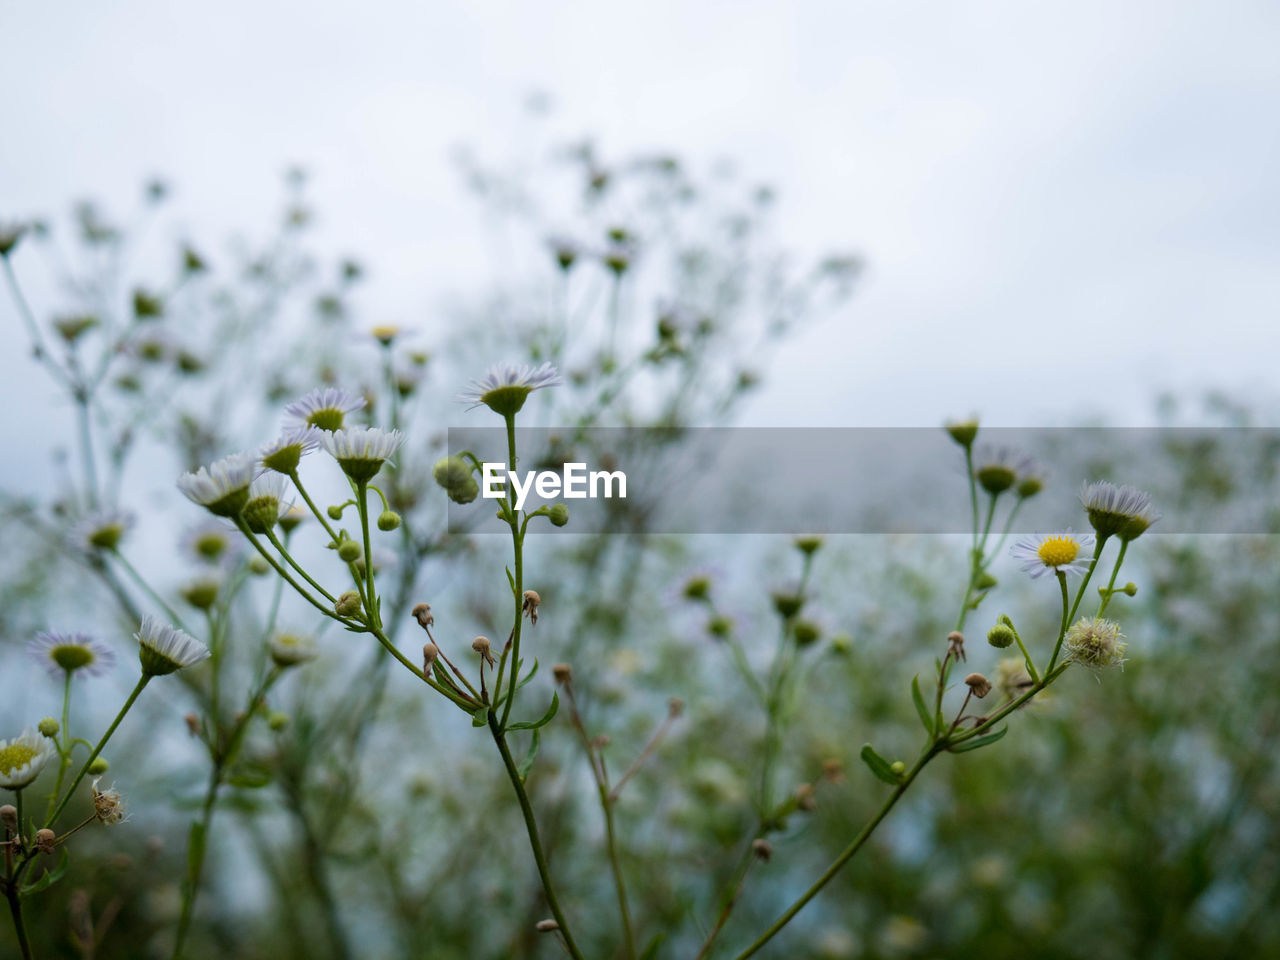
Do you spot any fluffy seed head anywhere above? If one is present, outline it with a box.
[1064,617,1128,668]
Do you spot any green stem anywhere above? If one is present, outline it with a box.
[46,675,150,829]
[110,548,190,633]
[356,481,379,629]
[265,529,337,603]
[600,780,637,960]
[46,673,74,822]
[732,751,931,959]
[3,877,33,960]
[1048,536,1108,673]
[288,470,369,598]
[233,518,347,623]
[172,670,281,959]
[1096,539,1129,616]
[499,412,524,731]
[487,715,584,960]
[74,393,99,510]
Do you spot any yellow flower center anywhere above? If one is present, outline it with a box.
[1037,536,1080,567]
[0,743,37,775]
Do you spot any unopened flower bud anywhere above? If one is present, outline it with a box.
[771,592,804,619]
[1123,582,1138,597]
[327,504,344,520]
[88,757,110,775]
[433,456,479,505]
[548,503,570,527]
[337,540,362,563]
[987,624,1015,649]
[34,828,56,855]
[793,619,822,647]
[975,572,998,590]
[278,506,305,534]
[335,590,363,618]
[535,919,560,932]
[249,555,271,575]
[794,535,823,555]
[668,696,684,718]
[267,711,290,732]
[821,759,843,782]
[890,760,906,776]
[181,578,220,611]
[944,418,979,448]
[964,673,993,699]
[752,838,773,861]
[553,662,572,685]
[38,717,60,738]
[377,510,401,531]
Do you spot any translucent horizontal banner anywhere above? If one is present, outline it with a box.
[444,427,1280,535]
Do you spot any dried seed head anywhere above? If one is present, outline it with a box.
[964,673,993,699]
[34,828,56,855]
[553,662,573,685]
[422,643,439,673]
[0,805,16,833]
[821,759,844,782]
[590,734,611,750]
[795,783,816,811]
[947,630,966,662]
[472,636,496,666]
[752,838,773,861]
[535,919,560,932]
[92,778,127,825]
[184,713,200,736]
[412,602,434,628]
[522,590,541,625]
[668,696,685,718]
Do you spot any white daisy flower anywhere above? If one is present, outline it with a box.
[269,631,318,669]
[27,631,116,679]
[259,426,323,475]
[177,452,259,518]
[70,509,135,552]
[0,727,57,791]
[242,474,294,535]
[1080,481,1161,541]
[1064,617,1127,668]
[320,426,404,483]
[284,387,366,432]
[135,616,210,677]
[457,362,562,417]
[1010,530,1095,579]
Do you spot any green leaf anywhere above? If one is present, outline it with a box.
[516,658,540,691]
[508,692,560,731]
[516,728,541,783]
[226,767,272,789]
[949,725,1009,753]
[20,848,69,898]
[640,934,666,960]
[860,743,899,785]
[471,706,491,728]
[505,566,516,595]
[911,675,934,736]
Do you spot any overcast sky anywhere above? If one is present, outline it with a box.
[4,0,1279,470]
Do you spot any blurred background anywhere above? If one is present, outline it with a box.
[2,2,1278,958]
